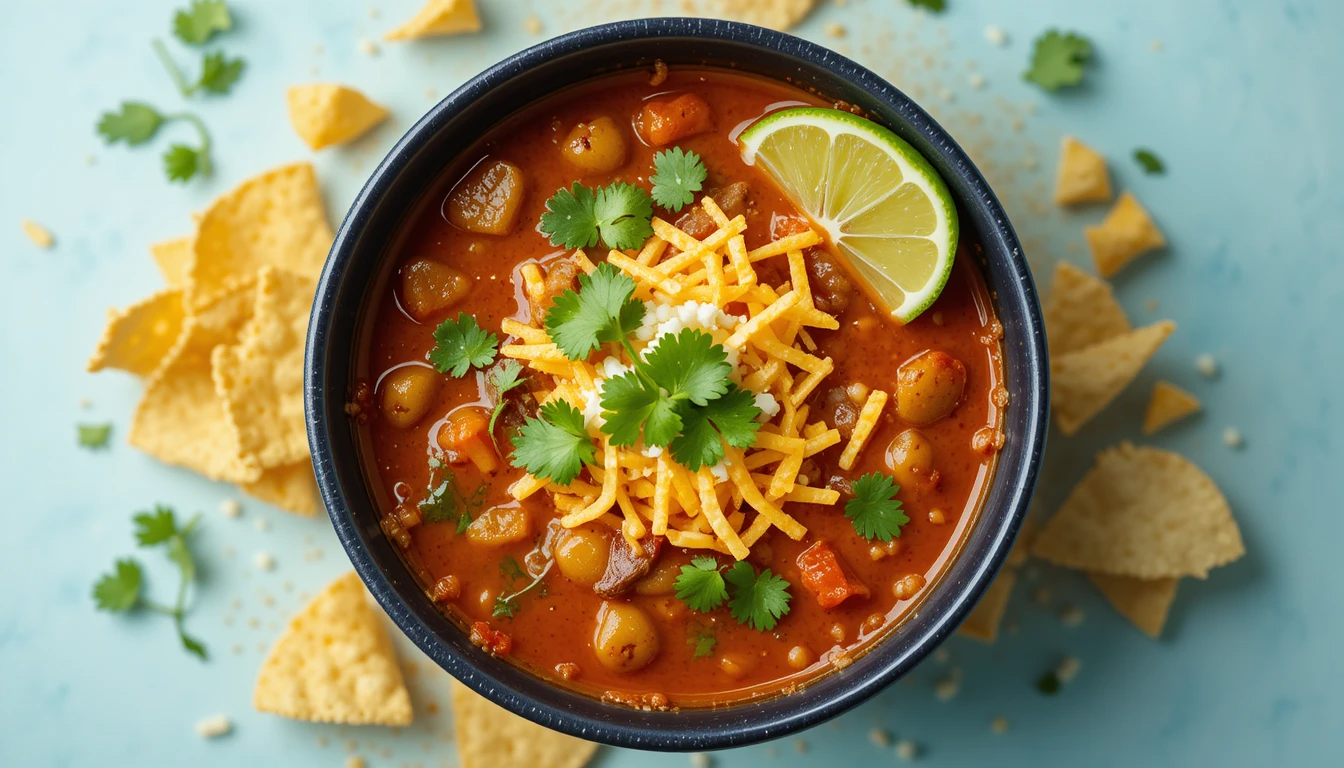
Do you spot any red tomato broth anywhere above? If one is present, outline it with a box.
[356,69,1004,707]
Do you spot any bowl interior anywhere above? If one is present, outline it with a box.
[307,18,1047,751]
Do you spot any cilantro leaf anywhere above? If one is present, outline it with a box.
[96,102,164,146]
[196,51,244,94]
[510,400,595,485]
[641,329,731,406]
[1134,148,1165,175]
[543,262,645,360]
[669,384,762,471]
[649,147,707,212]
[499,556,527,588]
[180,631,209,660]
[907,0,946,11]
[430,313,499,376]
[78,423,113,449]
[1024,30,1094,92]
[93,558,143,612]
[539,182,654,250]
[173,0,233,45]
[725,562,792,632]
[845,472,909,542]
[599,371,682,447]
[419,458,486,530]
[674,556,729,612]
[133,505,181,546]
[163,144,204,182]
[690,630,717,659]
[486,360,527,436]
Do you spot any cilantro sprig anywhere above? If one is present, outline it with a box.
[674,556,730,612]
[544,263,646,361]
[96,102,214,183]
[1024,30,1093,92]
[540,182,655,251]
[601,329,731,448]
[486,360,527,437]
[673,557,792,632]
[845,472,910,542]
[92,506,208,659]
[510,401,596,485]
[429,313,499,377]
[419,457,486,533]
[173,0,233,45]
[493,557,551,618]
[649,148,707,212]
[689,626,718,659]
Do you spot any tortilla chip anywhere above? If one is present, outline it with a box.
[1142,380,1201,435]
[1088,573,1178,639]
[240,460,319,517]
[958,568,1017,643]
[214,267,316,470]
[686,0,817,30]
[1086,192,1166,278]
[1005,516,1038,568]
[128,282,263,484]
[1052,320,1175,436]
[256,572,412,726]
[1032,442,1244,579]
[187,162,332,307]
[451,682,598,768]
[87,289,186,376]
[287,84,390,151]
[1053,137,1112,206]
[21,219,54,248]
[150,237,193,288]
[1043,262,1130,356]
[384,0,481,40]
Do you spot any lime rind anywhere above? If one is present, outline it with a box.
[739,107,959,323]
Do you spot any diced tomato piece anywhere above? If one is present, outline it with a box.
[439,407,499,473]
[796,541,870,610]
[469,621,513,656]
[637,94,713,147]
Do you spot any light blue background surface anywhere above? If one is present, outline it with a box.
[2,1,1341,766]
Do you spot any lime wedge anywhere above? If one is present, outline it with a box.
[738,108,959,323]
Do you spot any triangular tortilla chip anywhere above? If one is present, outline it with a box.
[384,0,481,40]
[1053,136,1111,206]
[255,572,412,726]
[187,162,332,307]
[1032,442,1244,579]
[1086,192,1166,278]
[957,568,1017,643]
[213,267,316,470]
[1052,320,1175,436]
[287,84,390,151]
[87,289,186,376]
[1142,380,1201,435]
[1043,262,1130,356]
[150,237,193,288]
[451,682,598,768]
[688,0,817,30]
[1088,573,1178,639]
[128,281,263,483]
[240,460,319,517]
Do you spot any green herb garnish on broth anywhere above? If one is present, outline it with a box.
[1024,30,1094,92]
[674,556,730,613]
[690,629,718,659]
[509,401,596,485]
[845,472,910,542]
[429,313,499,377]
[539,181,655,251]
[543,262,646,361]
[419,458,486,532]
[725,562,792,632]
[77,423,113,449]
[649,147,707,212]
[486,360,527,438]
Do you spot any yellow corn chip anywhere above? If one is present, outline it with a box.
[21,219,54,248]
[240,460,319,517]
[150,237,193,288]
[187,162,332,307]
[1052,320,1175,436]
[129,282,263,484]
[1032,442,1244,579]
[1088,573,1178,639]
[1053,136,1111,206]
[958,568,1017,643]
[384,0,481,40]
[1142,380,1201,435]
[451,682,598,768]
[1042,261,1129,356]
[255,572,412,726]
[287,84,390,151]
[690,0,818,30]
[87,289,186,376]
[1085,191,1166,278]
[214,267,317,470]
[1005,516,1038,568]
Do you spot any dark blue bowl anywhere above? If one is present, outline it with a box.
[306,17,1048,752]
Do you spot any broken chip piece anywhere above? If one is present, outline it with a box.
[21,219,54,249]
[254,571,412,726]
[1042,261,1130,356]
[287,84,390,150]
[1053,136,1112,206]
[1032,442,1244,580]
[691,0,818,30]
[1085,191,1166,277]
[957,568,1017,643]
[150,237,193,288]
[239,460,319,517]
[87,289,187,377]
[383,0,481,40]
[1088,572,1178,639]
[1142,380,1201,435]
[451,682,598,768]
[1051,320,1175,436]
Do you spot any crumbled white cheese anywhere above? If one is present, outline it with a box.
[637,299,743,352]
[709,462,729,483]
[254,551,275,571]
[640,444,664,459]
[219,499,241,519]
[984,25,1007,46]
[194,714,232,738]
[1195,353,1219,378]
[1223,427,1244,449]
[754,392,781,420]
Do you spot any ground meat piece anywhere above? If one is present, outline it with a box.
[594,536,663,598]
[674,181,751,238]
[806,250,856,314]
[529,257,580,320]
[815,386,861,439]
